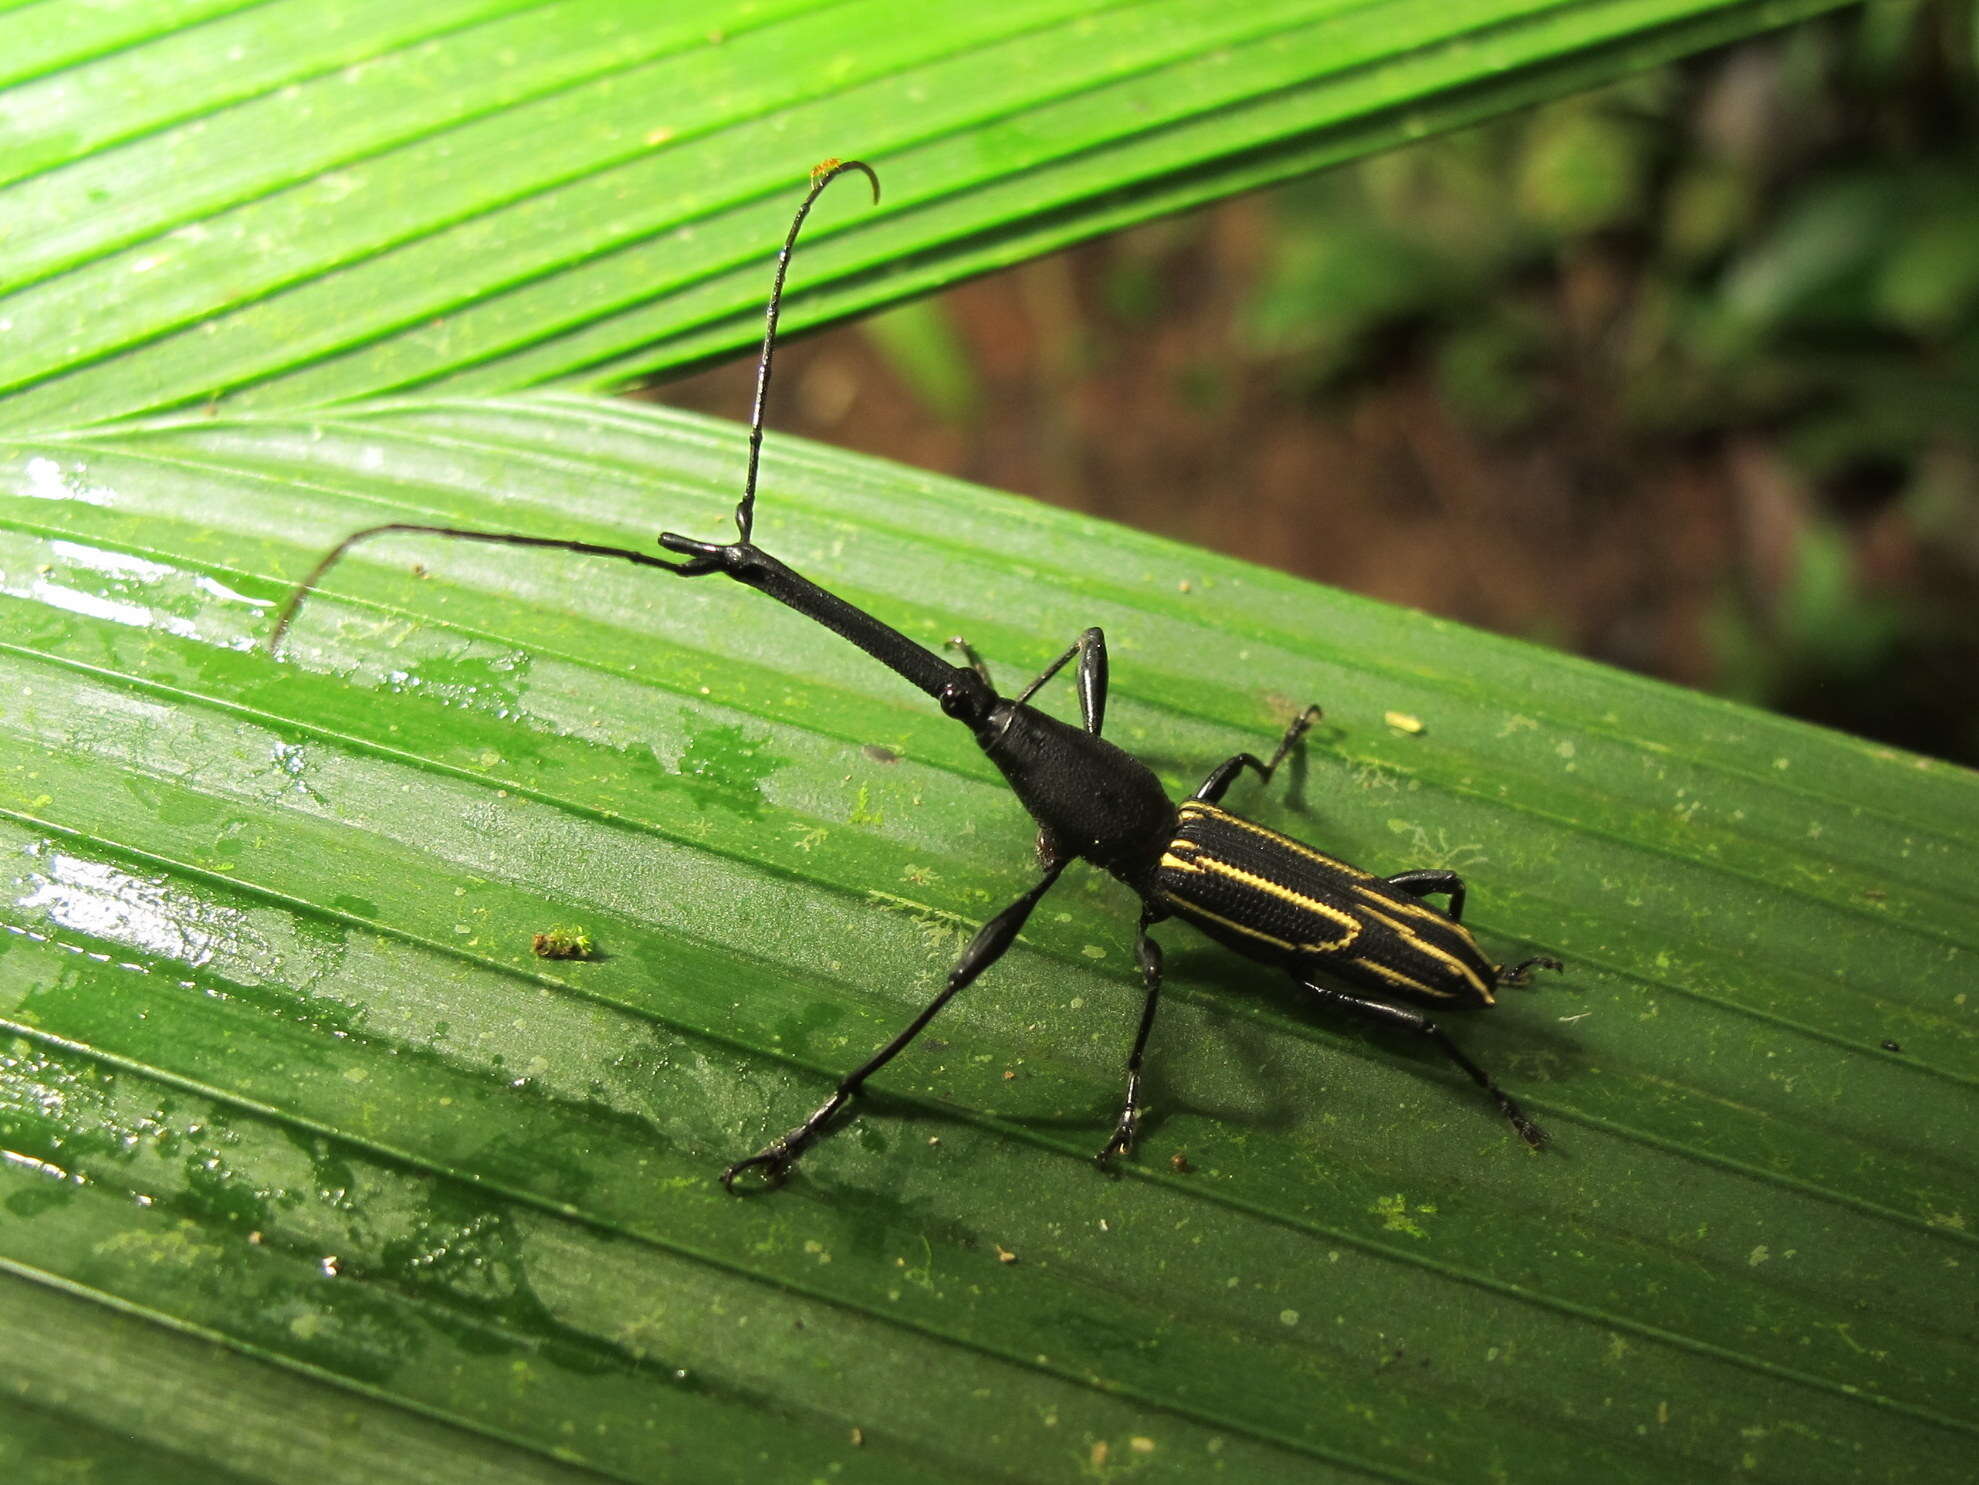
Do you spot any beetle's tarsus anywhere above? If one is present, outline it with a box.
[1095,1116,1138,1169]
[720,1143,797,1192]
[1501,955,1565,988]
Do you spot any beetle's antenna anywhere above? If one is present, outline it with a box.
[270,161,880,657]
[735,157,881,545]
[266,522,691,657]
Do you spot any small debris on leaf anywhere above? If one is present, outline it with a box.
[532,925,597,960]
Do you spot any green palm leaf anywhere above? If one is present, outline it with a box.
[5,2,1972,1481]
[2,0,1852,429]
[4,394,1974,1480]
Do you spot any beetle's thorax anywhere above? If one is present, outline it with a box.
[972,699,1176,890]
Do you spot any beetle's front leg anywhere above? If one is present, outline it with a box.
[1097,920,1164,1168]
[1014,627,1109,736]
[718,1089,851,1190]
[723,862,1066,1191]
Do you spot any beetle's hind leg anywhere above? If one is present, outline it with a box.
[1382,876,1563,987]
[1498,955,1564,988]
[1296,979,1548,1148]
[1194,704,1323,804]
[1384,869,1467,922]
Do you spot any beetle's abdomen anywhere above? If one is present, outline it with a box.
[1155,801,1496,1006]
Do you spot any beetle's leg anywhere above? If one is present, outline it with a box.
[1297,980,1547,1148]
[1378,877,1562,984]
[722,862,1067,1192]
[947,628,1108,736]
[1097,919,1164,1168]
[1384,869,1467,923]
[944,637,994,687]
[1193,704,1323,804]
[1498,955,1564,988]
[1014,627,1109,736]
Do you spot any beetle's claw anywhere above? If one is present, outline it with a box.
[1501,955,1564,988]
[720,1143,795,1193]
[1094,1117,1138,1170]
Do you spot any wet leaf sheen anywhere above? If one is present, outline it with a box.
[1,396,1973,1481]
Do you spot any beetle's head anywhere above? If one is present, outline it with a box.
[938,668,998,732]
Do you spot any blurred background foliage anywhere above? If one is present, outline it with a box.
[660,0,1979,765]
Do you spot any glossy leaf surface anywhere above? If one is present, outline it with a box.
[2,396,1974,1480]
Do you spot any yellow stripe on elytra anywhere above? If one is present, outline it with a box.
[1351,957,1457,1001]
[1353,885,1448,926]
[1159,891,1305,954]
[1175,801,1373,879]
[1351,889,1493,1000]
[1157,848,1361,954]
